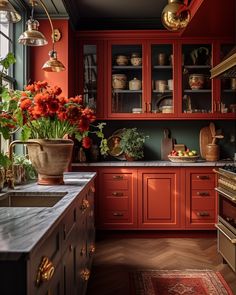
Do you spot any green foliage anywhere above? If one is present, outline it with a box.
[120,128,148,160]
[0,53,16,72]
[0,152,11,168]
[13,154,37,180]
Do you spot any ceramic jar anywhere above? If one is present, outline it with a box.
[189,74,205,89]
[129,78,141,90]
[155,80,167,92]
[112,74,127,89]
[130,53,142,66]
[157,53,167,65]
[116,55,128,66]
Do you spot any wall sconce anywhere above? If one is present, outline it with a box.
[0,0,21,23]
[18,0,65,72]
[162,0,191,31]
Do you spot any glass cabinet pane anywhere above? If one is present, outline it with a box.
[182,44,212,114]
[83,45,97,111]
[220,44,236,114]
[111,45,142,114]
[151,44,173,114]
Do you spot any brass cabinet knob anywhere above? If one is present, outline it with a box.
[80,199,90,212]
[89,245,96,256]
[36,256,55,286]
[80,268,90,281]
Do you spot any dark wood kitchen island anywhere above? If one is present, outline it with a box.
[0,172,96,295]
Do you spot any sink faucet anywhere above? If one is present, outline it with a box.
[6,140,43,189]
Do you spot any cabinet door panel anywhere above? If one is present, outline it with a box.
[139,170,181,229]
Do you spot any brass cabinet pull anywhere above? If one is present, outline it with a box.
[80,246,86,256]
[36,256,55,286]
[113,212,124,216]
[112,175,123,180]
[89,245,96,256]
[197,175,210,180]
[197,191,210,196]
[80,268,90,281]
[80,199,90,212]
[112,191,124,196]
[89,186,95,193]
[197,211,210,217]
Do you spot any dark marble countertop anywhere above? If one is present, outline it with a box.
[0,172,96,257]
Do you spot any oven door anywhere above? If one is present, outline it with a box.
[216,223,236,272]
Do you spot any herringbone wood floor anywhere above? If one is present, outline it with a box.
[87,235,236,295]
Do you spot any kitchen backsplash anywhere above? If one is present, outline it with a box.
[74,120,235,162]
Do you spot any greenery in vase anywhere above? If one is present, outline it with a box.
[120,128,148,160]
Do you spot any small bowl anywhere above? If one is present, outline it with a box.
[189,74,205,90]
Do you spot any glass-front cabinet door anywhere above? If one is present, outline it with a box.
[150,43,175,116]
[219,44,236,117]
[108,41,144,118]
[181,43,212,117]
[77,41,104,119]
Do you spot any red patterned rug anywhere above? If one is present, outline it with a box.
[130,270,234,295]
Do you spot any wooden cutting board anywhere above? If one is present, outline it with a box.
[199,126,212,159]
[161,129,174,160]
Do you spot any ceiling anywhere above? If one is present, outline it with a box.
[15,0,185,30]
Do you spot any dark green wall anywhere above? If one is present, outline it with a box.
[101,120,235,161]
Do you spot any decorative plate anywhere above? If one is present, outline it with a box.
[107,129,126,160]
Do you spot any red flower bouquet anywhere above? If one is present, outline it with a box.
[14,81,108,155]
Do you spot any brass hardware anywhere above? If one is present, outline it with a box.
[90,186,95,193]
[197,191,209,196]
[197,175,209,180]
[113,212,124,216]
[36,256,55,286]
[89,245,96,256]
[197,211,210,217]
[80,268,90,281]
[80,246,86,256]
[112,175,123,180]
[80,199,90,212]
[53,29,61,42]
[112,192,124,196]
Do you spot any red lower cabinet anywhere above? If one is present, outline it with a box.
[138,168,182,229]
[185,168,216,229]
[98,168,138,229]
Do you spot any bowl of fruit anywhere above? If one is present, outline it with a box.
[168,149,199,162]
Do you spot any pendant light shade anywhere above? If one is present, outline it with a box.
[162,0,191,31]
[0,0,21,23]
[42,50,65,72]
[18,19,48,46]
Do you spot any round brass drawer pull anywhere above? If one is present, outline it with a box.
[80,268,90,281]
[80,199,90,212]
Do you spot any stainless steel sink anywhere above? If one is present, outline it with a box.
[0,192,66,207]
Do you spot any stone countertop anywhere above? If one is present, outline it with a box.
[71,160,233,167]
[0,172,96,257]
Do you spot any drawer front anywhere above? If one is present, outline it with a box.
[191,209,215,220]
[191,189,215,198]
[103,173,131,190]
[191,198,215,210]
[29,226,61,294]
[103,197,129,211]
[191,173,215,189]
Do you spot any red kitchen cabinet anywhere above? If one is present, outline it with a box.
[138,168,183,229]
[185,167,217,229]
[97,168,138,229]
[77,31,235,120]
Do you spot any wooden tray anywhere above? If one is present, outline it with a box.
[199,126,212,159]
[168,155,199,163]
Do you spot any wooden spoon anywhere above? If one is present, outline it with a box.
[209,122,216,138]
[212,134,224,144]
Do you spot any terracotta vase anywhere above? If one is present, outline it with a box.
[26,139,74,185]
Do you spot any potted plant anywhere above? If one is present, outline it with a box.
[120,128,148,161]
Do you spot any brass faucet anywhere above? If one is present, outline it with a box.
[6,140,43,189]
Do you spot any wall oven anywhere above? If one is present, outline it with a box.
[214,166,236,272]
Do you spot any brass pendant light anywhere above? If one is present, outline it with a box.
[42,50,65,72]
[0,0,21,23]
[18,0,65,72]
[162,0,191,31]
[18,19,47,46]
